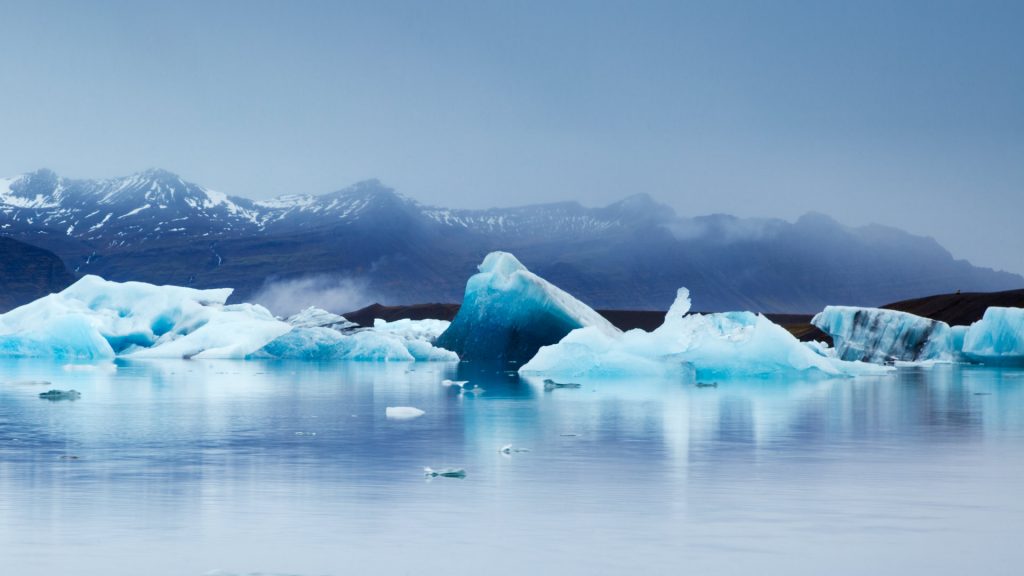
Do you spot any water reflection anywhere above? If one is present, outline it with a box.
[0,360,1022,575]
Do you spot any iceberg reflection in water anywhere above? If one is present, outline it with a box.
[1,359,1022,575]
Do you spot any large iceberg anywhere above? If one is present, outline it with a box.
[0,275,289,360]
[521,288,887,380]
[0,276,456,362]
[811,306,955,363]
[436,252,620,363]
[960,307,1024,365]
[811,305,1024,366]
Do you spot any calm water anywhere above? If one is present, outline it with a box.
[1,359,1022,575]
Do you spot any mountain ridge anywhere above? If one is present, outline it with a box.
[2,168,1020,313]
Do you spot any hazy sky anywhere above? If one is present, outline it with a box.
[1,1,1021,274]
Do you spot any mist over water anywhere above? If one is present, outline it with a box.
[250,274,374,316]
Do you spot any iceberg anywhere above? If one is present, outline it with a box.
[521,288,887,380]
[0,275,457,362]
[811,305,1024,366]
[257,322,457,362]
[285,306,358,331]
[811,306,955,363]
[0,275,290,360]
[961,307,1024,365]
[436,252,620,363]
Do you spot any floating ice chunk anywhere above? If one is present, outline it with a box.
[521,289,887,379]
[543,378,581,390]
[441,379,469,388]
[0,275,289,360]
[962,307,1024,365]
[259,326,458,361]
[499,444,530,454]
[63,363,117,372]
[285,306,357,331]
[126,303,291,359]
[372,318,450,341]
[423,467,466,478]
[803,340,835,358]
[809,305,1024,366]
[39,389,81,401]
[436,251,620,363]
[811,306,954,363]
[386,406,425,420]
[0,275,455,362]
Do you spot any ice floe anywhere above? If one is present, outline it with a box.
[436,251,619,363]
[521,288,888,380]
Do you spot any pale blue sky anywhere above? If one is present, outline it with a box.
[1,0,1021,274]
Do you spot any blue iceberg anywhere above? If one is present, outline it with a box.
[257,318,457,362]
[0,275,289,360]
[520,288,887,380]
[811,306,955,363]
[812,305,1024,366]
[961,307,1024,365]
[435,252,620,363]
[0,276,456,362]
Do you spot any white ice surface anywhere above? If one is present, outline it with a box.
[521,288,888,380]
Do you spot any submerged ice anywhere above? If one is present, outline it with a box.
[0,276,455,362]
[436,252,620,363]
[521,288,887,380]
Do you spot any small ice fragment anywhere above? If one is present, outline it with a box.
[543,378,581,390]
[462,385,485,396]
[424,467,466,478]
[695,382,718,388]
[386,406,425,420]
[499,444,530,454]
[38,389,81,401]
[442,379,469,388]
[58,455,79,461]
[62,363,116,373]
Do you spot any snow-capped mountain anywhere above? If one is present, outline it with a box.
[1,168,1021,312]
[0,169,662,246]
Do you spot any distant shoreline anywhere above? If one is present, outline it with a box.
[344,287,1024,345]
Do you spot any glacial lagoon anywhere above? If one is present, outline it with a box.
[1,359,1023,575]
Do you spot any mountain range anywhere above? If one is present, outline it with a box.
[2,168,1021,313]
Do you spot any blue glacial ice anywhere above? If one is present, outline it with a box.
[0,276,455,362]
[0,275,289,360]
[811,306,955,363]
[435,252,620,363]
[960,307,1024,365]
[812,305,1024,366]
[520,288,888,380]
[257,317,457,362]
